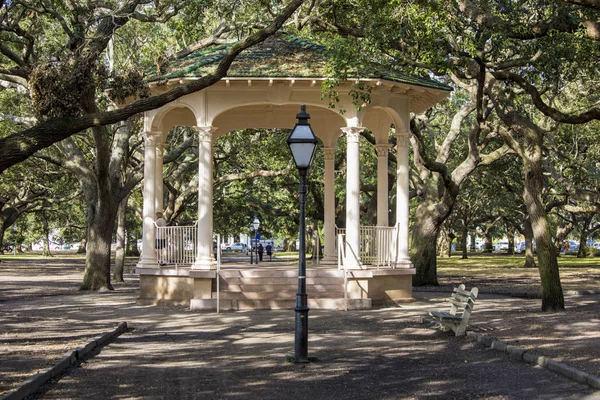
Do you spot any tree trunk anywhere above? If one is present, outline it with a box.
[523,218,536,268]
[508,234,515,255]
[523,143,564,311]
[113,195,128,282]
[126,229,140,256]
[0,225,4,255]
[42,225,52,257]
[411,205,439,286]
[313,219,320,261]
[469,231,477,252]
[460,228,468,259]
[77,238,87,254]
[446,232,455,258]
[577,230,588,258]
[81,199,116,291]
[484,232,493,253]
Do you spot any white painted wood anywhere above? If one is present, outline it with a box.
[430,284,479,336]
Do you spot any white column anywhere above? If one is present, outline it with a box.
[375,144,391,227]
[342,127,363,269]
[193,126,215,270]
[321,147,337,264]
[138,131,160,267]
[395,133,412,266]
[155,144,164,213]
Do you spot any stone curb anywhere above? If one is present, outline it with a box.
[464,330,600,390]
[0,322,128,400]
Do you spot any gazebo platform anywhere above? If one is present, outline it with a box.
[136,260,415,311]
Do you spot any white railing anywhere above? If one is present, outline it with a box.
[335,224,398,268]
[155,223,197,266]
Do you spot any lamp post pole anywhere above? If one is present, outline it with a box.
[250,225,254,264]
[255,228,259,264]
[295,168,309,363]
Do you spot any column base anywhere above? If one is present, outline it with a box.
[394,259,413,268]
[320,255,338,265]
[192,258,215,270]
[137,256,159,268]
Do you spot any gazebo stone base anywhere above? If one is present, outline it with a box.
[136,266,415,311]
[344,269,416,306]
[137,268,216,307]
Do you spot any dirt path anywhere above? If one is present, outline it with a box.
[1,257,600,399]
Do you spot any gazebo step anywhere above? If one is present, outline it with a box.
[219,283,344,293]
[219,276,343,285]
[213,290,346,300]
[218,269,344,279]
[190,298,372,311]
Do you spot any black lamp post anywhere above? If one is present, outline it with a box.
[252,217,260,264]
[287,104,318,363]
[249,223,255,264]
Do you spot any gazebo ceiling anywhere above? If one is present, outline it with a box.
[211,103,346,142]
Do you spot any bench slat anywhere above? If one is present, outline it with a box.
[448,298,468,309]
[430,310,463,322]
[454,288,474,297]
[450,292,475,300]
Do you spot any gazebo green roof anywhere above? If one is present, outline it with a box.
[145,33,452,93]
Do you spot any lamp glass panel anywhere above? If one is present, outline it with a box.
[289,142,317,169]
[290,124,315,140]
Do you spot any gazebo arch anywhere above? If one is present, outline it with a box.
[133,34,451,310]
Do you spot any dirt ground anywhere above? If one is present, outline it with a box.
[1,256,600,399]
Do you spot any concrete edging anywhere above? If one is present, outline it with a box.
[464,330,600,390]
[0,322,128,400]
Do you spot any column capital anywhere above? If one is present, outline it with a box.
[341,126,364,143]
[144,131,161,145]
[322,147,336,160]
[394,133,410,148]
[194,126,215,142]
[374,143,391,157]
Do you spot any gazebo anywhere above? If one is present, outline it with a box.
[133,34,451,310]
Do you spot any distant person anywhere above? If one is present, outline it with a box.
[266,243,272,261]
[257,243,264,262]
[564,240,570,254]
[155,212,167,265]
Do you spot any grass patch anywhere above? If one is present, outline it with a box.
[437,253,600,290]
[0,251,87,260]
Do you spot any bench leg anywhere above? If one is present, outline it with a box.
[454,321,468,336]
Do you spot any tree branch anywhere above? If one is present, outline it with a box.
[0,0,305,175]
[492,70,600,123]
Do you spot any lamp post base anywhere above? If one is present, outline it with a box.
[294,303,309,363]
[284,354,319,363]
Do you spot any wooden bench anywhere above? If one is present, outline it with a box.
[429,284,478,336]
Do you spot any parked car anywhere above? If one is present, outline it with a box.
[225,242,248,252]
[494,242,509,251]
[517,241,537,253]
